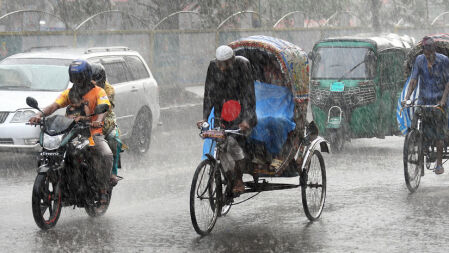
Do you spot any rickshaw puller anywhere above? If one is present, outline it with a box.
[403,36,449,174]
[197,45,257,194]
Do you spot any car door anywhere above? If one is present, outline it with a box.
[123,55,151,115]
[100,57,136,137]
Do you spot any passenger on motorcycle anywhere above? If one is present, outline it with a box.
[91,63,125,186]
[29,59,113,201]
[403,36,449,174]
[197,45,257,194]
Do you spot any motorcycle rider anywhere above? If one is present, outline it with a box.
[29,59,113,202]
[91,63,125,186]
[403,36,449,174]
[197,45,257,194]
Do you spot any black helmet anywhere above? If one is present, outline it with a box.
[69,59,92,85]
[91,63,106,88]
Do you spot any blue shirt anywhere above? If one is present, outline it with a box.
[411,53,449,105]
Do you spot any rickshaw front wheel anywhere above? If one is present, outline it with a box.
[190,159,222,235]
[301,150,326,221]
[403,130,423,193]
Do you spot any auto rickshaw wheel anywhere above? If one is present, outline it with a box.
[403,130,423,193]
[329,128,345,152]
[301,150,326,221]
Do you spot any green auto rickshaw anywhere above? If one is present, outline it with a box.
[309,33,415,151]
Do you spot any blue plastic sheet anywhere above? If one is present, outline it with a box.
[201,107,216,161]
[249,81,296,155]
[201,81,296,159]
[397,76,418,135]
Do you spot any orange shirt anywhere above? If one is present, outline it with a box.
[55,86,111,136]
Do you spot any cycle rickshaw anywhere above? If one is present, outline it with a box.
[189,35,330,235]
[399,34,449,193]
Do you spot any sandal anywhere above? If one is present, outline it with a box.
[270,159,283,170]
[434,165,444,175]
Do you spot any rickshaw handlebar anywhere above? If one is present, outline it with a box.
[199,128,243,140]
[224,129,242,134]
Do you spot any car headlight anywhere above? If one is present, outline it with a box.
[11,109,37,123]
[43,134,63,150]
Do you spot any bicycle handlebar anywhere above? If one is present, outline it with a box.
[399,104,442,116]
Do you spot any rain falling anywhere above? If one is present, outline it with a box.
[2,0,449,252]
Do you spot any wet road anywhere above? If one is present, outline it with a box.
[2,106,449,252]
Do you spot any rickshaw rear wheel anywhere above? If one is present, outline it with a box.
[403,130,423,193]
[190,159,222,235]
[301,150,326,221]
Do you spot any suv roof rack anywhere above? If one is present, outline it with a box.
[24,45,69,52]
[85,46,130,54]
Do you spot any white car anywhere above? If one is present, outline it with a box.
[0,46,159,154]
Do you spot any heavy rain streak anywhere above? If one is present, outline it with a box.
[3,0,449,252]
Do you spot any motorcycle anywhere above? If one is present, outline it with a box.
[26,96,113,230]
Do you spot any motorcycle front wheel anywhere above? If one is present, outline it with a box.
[32,173,62,230]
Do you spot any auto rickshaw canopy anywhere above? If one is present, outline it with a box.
[315,33,414,53]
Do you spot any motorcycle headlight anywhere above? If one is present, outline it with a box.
[71,136,90,151]
[11,109,37,123]
[43,134,62,150]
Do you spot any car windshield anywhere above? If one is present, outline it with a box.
[0,58,72,91]
[311,47,375,79]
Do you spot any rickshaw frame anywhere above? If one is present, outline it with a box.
[401,34,449,193]
[189,35,330,236]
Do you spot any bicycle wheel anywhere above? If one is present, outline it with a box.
[301,150,326,221]
[403,130,423,193]
[190,159,221,235]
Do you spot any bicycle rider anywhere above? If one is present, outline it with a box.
[403,36,449,174]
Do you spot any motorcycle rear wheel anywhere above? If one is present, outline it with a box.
[32,174,62,230]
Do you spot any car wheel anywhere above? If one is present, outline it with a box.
[131,109,152,155]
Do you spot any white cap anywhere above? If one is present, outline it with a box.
[215,45,234,61]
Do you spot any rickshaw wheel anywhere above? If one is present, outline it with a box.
[190,159,222,235]
[403,130,423,193]
[301,150,326,221]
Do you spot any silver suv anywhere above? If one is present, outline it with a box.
[0,46,160,154]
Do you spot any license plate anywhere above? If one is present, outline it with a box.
[330,82,345,92]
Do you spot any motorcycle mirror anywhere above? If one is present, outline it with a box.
[93,104,109,115]
[26,97,40,111]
